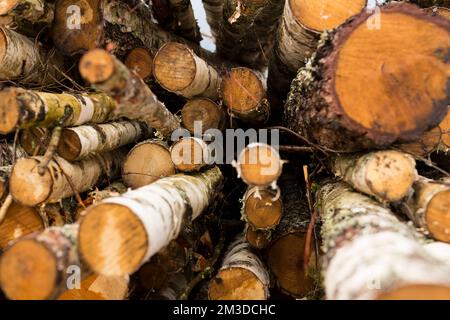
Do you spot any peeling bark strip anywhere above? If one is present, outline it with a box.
[58,120,151,161]
[284,3,450,151]
[221,67,270,125]
[202,0,223,40]
[332,150,418,202]
[78,167,223,276]
[403,177,450,243]
[267,0,366,107]
[318,181,450,300]
[79,49,180,138]
[242,186,282,230]
[122,139,175,189]
[216,0,284,68]
[154,42,221,100]
[0,87,116,134]
[0,27,64,85]
[0,224,86,300]
[208,235,270,300]
[0,0,54,24]
[9,149,127,206]
[181,98,226,134]
[58,274,129,300]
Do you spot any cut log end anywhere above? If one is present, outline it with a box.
[425,189,450,242]
[208,267,267,300]
[222,68,265,114]
[291,0,366,32]
[153,42,196,92]
[0,202,44,249]
[0,88,20,134]
[364,150,417,202]
[122,141,175,189]
[245,227,271,249]
[237,144,282,187]
[267,233,314,297]
[0,239,57,300]
[79,49,115,84]
[125,47,153,79]
[170,137,208,172]
[79,203,148,277]
[181,98,224,134]
[244,188,282,229]
[9,158,53,207]
[57,129,82,161]
[377,284,450,300]
[331,7,450,143]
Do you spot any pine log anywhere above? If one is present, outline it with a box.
[122,139,175,189]
[245,225,271,249]
[58,120,151,161]
[221,67,270,125]
[124,47,153,79]
[318,181,450,299]
[403,177,450,243]
[0,87,116,135]
[242,186,282,230]
[0,224,86,300]
[80,49,180,138]
[331,150,418,202]
[78,167,223,276]
[215,0,284,68]
[170,137,212,172]
[208,235,270,300]
[284,3,450,151]
[153,42,221,100]
[52,0,211,59]
[10,149,127,206]
[398,126,443,157]
[181,98,226,134]
[202,0,223,40]
[0,26,64,85]
[235,143,283,187]
[58,274,129,300]
[267,0,366,109]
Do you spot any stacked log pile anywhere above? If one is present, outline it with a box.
[0,0,449,301]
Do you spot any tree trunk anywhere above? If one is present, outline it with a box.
[331,150,418,202]
[208,235,270,300]
[78,167,223,276]
[235,143,283,187]
[284,3,450,151]
[122,139,176,189]
[267,0,366,110]
[58,274,129,300]
[402,177,450,243]
[0,87,116,134]
[215,0,284,69]
[318,180,450,299]
[153,42,221,100]
[170,137,212,172]
[242,186,282,230]
[0,26,65,85]
[180,98,226,134]
[58,120,151,161]
[0,224,88,300]
[221,67,270,125]
[79,49,180,138]
[9,149,127,206]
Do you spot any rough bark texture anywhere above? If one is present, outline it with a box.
[402,177,450,243]
[58,120,151,161]
[202,0,223,40]
[10,149,127,206]
[79,49,180,138]
[0,26,65,85]
[0,87,116,134]
[78,167,223,276]
[153,42,221,100]
[208,235,270,300]
[318,181,450,300]
[215,0,284,69]
[331,150,418,202]
[0,224,87,300]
